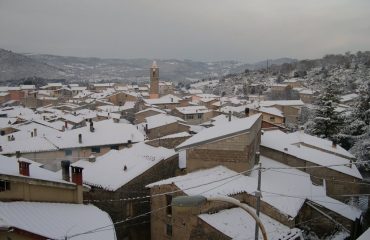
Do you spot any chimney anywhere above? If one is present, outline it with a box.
[61,160,71,181]
[62,126,65,132]
[89,119,94,132]
[255,152,260,165]
[228,111,232,122]
[43,116,46,121]
[245,107,250,117]
[33,128,37,137]
[332,140,337,148]
[71,166,83,185]
[65,121,68,129]
[31,132,34,138]
[8,136,11,141]
[88,154,96,163]
[127,140,132,147]
[78,134,82,143]
[0,146,2,152]
[284,147,288,151]
[18,160,31,176]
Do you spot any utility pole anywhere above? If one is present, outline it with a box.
[255,161,262,240]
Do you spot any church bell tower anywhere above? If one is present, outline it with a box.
[149,61,159,99]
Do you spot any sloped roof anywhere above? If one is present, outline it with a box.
[0,201,116,240]
[73,142,176,191]
[46,119,144,149]
[144,114,184,129]
[176,114,261,150]
[261,130,362,179]
[0,155,70,185]
[199,208,298,240]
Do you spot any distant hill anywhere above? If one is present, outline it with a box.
[0,48,296,83]
[0,49,65,82]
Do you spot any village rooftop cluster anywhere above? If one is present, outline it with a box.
[0,62,369,240]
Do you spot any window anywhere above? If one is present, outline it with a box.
[91,146,101,153]
[0,180,10,192]
[269,116,275,122]
[186,114,194,120]
[197,113,202,119]
[166,194,173,215]
[166,224,172,236]
[110,145,119,150]
[65,149,72,156]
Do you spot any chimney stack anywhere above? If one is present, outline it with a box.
[332,140,337,148]
[61,160,71,181]
[71,166,83,185]
[228,111,232,122]
[88,154,96,163]
[0,146,2,152]
[18,160,31,176]
[89,119,94,132]
[34,128,37,137]
[65,121,68,129]
[245,108,250,117]
[78,134,82,143]
[255,151,260,165]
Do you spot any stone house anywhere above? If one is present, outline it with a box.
[0,155,116,240]
[249,106,285,126]
[139,113,190,140]
[171,106,216,125]
[79,142,178,240]
[1,119,144,170]
[107,91,139,106]
[147,156,362,240]
[134,107,166,124]
[144,94,182,110]
[176,114,262,173]
[260,130,364,200]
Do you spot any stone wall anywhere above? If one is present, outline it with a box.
[260,146,362,200]
[84,154,179,240]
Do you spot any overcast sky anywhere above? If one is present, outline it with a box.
[0,0,369,62]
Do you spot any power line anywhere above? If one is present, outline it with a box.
[83,160,368,203]
[266,169,370,187]
[84,167,257,203]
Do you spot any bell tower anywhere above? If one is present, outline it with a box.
[149,61,159,99]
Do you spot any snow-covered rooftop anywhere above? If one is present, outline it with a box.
[136,107,166,115]
[74,142,176,191]
[340,93,359,103]
[257,107,284,117]
[0,201,116,240]
[148,156,361,219]
[175,105,211,115]
[261,130,361,179]
[144,114,184,129]
[176,114,261,150]
[46,119,144,149]
[199,208,299,240]
[144,94,182,105]
[259,100,304,107]
[0,155,70,184]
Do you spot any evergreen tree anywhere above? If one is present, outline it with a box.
[312,78,343,140]
[355,82,370,125]
[337,82,369,150]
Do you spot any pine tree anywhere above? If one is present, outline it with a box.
[312,78,343,140]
